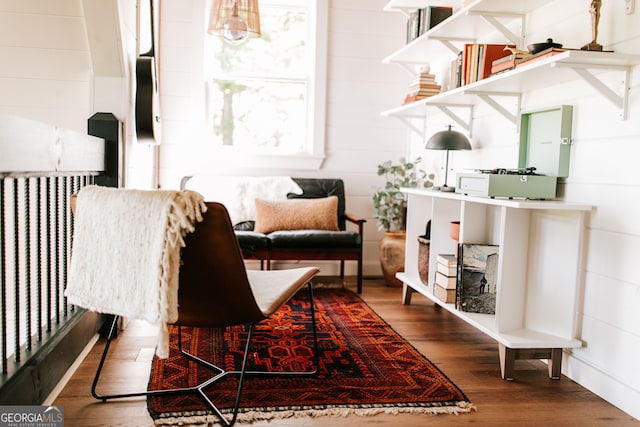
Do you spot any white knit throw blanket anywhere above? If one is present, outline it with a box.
[65,186,207,358]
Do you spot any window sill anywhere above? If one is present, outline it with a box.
[212,151,325,171]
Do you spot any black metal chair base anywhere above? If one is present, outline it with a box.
[91,283,319,427]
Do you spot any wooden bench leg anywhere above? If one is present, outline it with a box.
[498,344,516,381]
[548,348,563,380]
[402,283,413,305]
[498,344,564,380]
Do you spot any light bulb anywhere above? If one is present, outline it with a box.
[222,15,248,45]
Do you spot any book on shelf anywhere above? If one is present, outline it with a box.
[452,51,463,88]
[406,10,420,43]
[459,44,516,85]
[434,284,456,303]
[515,47,566,68]
[403,93,440,104]
[435,271,456,289]
[456,244,499,314]
[406,6,453,43]
[436,260,457,277]
[490,52,529,75]
[436,253,456,266]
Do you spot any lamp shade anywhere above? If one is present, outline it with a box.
[425,126,471,151]
[208,0,261,45]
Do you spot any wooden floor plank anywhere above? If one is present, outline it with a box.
[54,278,639,426]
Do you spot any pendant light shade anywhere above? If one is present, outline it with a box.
[208,0,261,45]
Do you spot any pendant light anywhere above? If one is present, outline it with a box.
[208,0,261,45]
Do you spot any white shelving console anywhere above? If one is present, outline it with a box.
[400,189,592,379]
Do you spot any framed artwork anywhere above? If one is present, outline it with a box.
[457,244,499,314]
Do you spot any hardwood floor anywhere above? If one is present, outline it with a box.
[54,277,639,426]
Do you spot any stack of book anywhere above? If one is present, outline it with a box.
[490,50,530,74]
[515,47,566,68]
[434,254,457,303]
[491,47,566,75]
[403,72,441,104]
[453,44,515,87]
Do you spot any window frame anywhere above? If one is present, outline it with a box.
[205,0,327,170]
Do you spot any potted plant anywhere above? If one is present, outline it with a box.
[373,158,434,286]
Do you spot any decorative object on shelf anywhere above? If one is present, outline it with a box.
[373,158,434,286]
[379,230,406,287]
[449,221,460,255]
[425,126,472,192]
[417,220,431,285]
[527,38,563,54]
[208,0,261,45]
[456,105,573,200]
[582,0,603,51]
[457,244,499,314]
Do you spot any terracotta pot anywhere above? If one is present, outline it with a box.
[449,221,460,257]
[379,231,406,287]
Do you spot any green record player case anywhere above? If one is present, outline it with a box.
[456,105,573,200]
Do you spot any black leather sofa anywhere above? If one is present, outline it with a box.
[234,178,366,293]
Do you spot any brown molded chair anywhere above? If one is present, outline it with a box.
[89,202,320,426]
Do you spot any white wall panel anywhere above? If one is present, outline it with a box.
[583,273,640,336]
[0,3,91,133]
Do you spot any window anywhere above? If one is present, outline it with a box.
[205,0,327,167]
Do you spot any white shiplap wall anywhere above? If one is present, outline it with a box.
[0,0,156,189]
[0,0,91,131]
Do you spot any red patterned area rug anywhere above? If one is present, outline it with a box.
[147,287,474,425]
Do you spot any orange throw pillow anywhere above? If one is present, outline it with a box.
[254,196,339,234]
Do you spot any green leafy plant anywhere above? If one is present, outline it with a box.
[372,157,434,232]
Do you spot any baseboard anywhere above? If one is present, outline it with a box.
[42,333,100,405]
[0,310,101,405]
[565,352,640,421]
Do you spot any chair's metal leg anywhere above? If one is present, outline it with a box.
[221,281,320,378]
[307,281,320,371]
[92,316,202,402]
[91,315,118,400]
[178,325,222,373]
[197,322,257,426]
[90,280,320,427]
